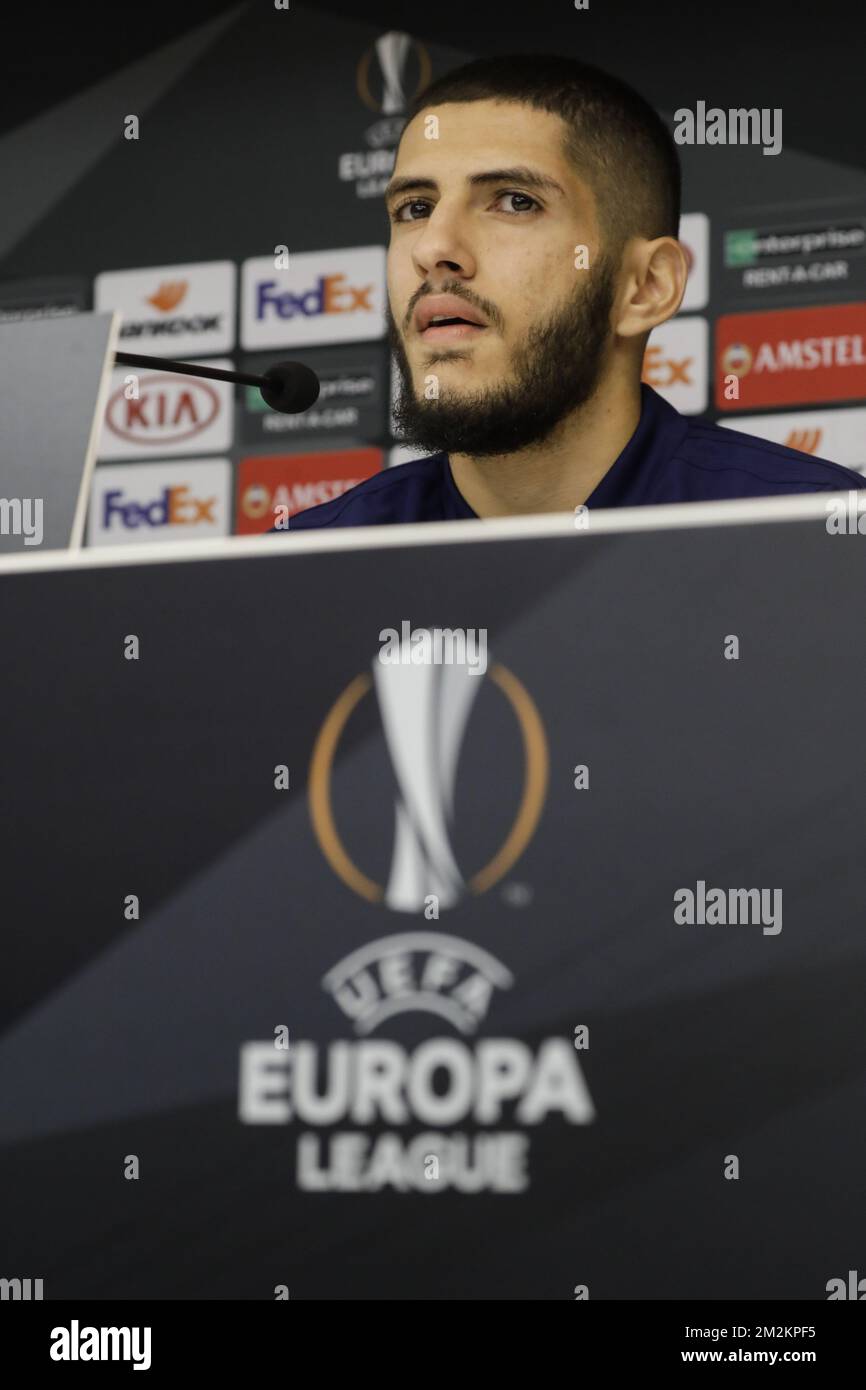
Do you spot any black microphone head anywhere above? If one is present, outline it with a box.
[260,360,320,414]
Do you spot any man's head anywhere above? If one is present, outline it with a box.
[385,54,686,457]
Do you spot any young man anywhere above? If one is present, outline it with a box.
[287,54,865,530]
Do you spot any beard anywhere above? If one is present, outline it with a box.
[387,254,618,458]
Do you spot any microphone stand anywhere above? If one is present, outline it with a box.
[113,350,320,414]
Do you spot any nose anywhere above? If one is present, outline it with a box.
[410,203,478,290]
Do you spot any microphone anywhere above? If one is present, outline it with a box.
[113,351,320,414]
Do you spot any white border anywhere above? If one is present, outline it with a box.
[0,488,848,576]
[68,310,122,550]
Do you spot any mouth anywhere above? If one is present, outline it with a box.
[413,295,490,342]
[418,318,488,342]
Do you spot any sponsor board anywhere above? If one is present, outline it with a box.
[678,212,710,314]
[87,460,231,545]
[388,443,436,467]
[241,247,386,351]
[94,261,236,357]
[641,316,708,414]
[723,216,866,301]
[239,345,385,444]
[717,405,866,470]
[715,302,866,410]
[235,447,382,531]
[0,275,88,324]
[97,358,234,460]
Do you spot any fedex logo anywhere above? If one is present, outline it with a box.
[257,275,373,321]
[88,461,230,547]
[642,348,694,387]
[103,486,216,529]
[642,316,708,414]
[242,247,386,350]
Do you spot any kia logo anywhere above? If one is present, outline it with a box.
[106,373,219,445]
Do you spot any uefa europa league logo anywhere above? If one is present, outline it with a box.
[309,632,548,911]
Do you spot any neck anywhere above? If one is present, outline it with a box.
[448,374,642,518]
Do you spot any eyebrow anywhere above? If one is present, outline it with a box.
[383,165,567,209]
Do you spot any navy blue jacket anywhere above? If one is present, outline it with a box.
[283,383,866,529]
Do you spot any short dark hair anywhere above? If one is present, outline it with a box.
[402,53,681,256]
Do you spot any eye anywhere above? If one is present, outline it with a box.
[390,190,543,222]
[494,191,541,215]
[391,198,432,223]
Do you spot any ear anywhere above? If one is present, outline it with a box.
[614,238,688,340]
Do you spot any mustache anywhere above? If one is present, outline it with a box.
[400,257,614,337]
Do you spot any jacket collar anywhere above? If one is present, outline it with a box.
[442,383,688,516]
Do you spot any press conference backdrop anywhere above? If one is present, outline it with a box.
[0,0,865,544]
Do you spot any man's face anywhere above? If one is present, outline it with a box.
[385,99,619,457]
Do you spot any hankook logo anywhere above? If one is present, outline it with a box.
[146,280,189,312]
[309,650,548,911]
[356,31,431,114]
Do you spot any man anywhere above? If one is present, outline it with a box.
[285,54,864,530]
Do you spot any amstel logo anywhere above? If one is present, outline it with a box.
[309,648,548,911]
[241,482,271,520]
[722,341,753,377]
